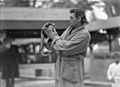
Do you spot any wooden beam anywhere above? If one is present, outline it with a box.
[0,20,69,30]
[0,7,120,31]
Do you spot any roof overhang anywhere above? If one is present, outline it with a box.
[86,16,120,31]
[0,7,120,31]
[0,7,70,30]
[0,20,70,30]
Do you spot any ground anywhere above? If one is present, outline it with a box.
[0,77,110,87]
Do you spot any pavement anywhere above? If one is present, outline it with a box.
[15,78,55,87]
[0,77,54,87]
[0,77,112,87]
[0,62,112,87]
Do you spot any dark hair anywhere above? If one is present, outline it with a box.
[113,53,120,59]
[0,30,6,37]
[70,8,88,25]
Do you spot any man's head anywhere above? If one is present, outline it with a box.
[113,53,120,64]
[69,8,88,27]
[0,30,6,42]
[5,38,13,48]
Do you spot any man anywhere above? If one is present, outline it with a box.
[1,38,20,87]
[42,8,91,87]
[107,53,120,87]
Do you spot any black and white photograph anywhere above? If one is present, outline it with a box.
[0,0,120,87]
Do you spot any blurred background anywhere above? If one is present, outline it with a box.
[0,0,120,87]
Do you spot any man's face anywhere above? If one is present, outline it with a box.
[114,57,120,62]
[69,13,80,27]
[0,33,6,42]
[5,42,11,48]
[114,54,120,63]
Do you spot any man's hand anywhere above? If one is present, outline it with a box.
[43,28,57,39]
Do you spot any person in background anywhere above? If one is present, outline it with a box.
[107,53,120,87]
[1,38,20,87]
[42,8,91,87]
[0,31,6,52]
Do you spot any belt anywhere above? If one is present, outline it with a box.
[60,52,86,61]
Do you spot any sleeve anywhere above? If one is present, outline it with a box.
[107,64,112,80]
[0,53,3,65]
[52,32,90,55]
[12,45,21,63]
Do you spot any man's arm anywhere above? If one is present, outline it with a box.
[107,64,115,82]
[52,32,90,55]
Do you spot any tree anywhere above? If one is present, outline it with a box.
[104,0,120,17]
